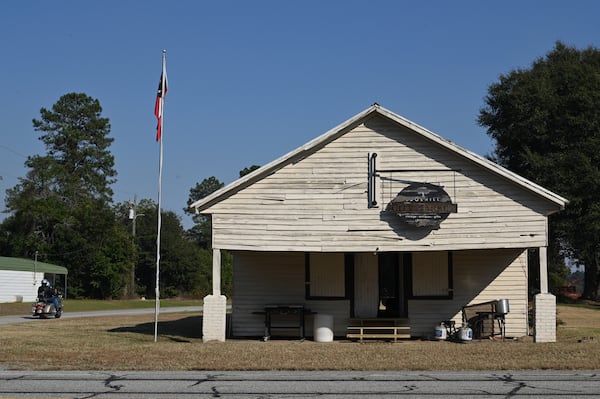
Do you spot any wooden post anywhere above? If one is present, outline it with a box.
[212,248,221,296]
[539,246,548,294]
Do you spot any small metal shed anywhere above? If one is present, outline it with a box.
[0,256,68,303]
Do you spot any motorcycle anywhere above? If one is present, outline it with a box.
[31,295,63,319]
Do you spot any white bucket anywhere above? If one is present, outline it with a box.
[313,314,334,342]
[458,326,473,342]
[434,324,447,340]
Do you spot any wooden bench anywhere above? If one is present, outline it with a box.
[346,318,411,342]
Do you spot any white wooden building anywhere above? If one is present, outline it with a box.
[191,104,567,343]
[0,256,68,303]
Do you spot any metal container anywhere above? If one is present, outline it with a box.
[496,299,510,315]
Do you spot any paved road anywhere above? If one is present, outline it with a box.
[1,370,600,398]
[0,306,203,325]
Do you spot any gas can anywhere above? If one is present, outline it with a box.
[434,323,447,340]
[459,326,473,342]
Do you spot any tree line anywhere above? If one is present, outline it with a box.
[2,41,600,300]
[0,92,254,299]
[479,41,600,300]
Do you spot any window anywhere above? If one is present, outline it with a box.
[409,251,453,299]
[305,253,349,299]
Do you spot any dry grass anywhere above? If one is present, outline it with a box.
[1,305,599,371]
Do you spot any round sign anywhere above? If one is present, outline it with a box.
[386,182,457,228]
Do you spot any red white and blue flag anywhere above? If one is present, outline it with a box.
[154,56,168,141]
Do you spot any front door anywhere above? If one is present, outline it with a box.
[378,252,406,317]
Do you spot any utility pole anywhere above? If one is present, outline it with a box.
[33,250,38,286]
[128,195,143,298]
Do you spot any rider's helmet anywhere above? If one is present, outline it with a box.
[41,279,50,286]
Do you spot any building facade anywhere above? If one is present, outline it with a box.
[191,105,567,343]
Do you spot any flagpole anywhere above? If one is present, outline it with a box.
[154,49,166,343]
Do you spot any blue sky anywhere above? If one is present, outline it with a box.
[2,1,599,228]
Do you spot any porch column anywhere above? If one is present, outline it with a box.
[539,246,549,294]
[534,246,556,343]
[202,248,227,342]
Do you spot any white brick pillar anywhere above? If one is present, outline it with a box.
[202,248,227,342]
[534,293,556,342]
[534,246,556,342]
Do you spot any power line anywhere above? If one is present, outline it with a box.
[0,144,27,158]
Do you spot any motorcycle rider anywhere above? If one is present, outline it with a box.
[37,279,60,311]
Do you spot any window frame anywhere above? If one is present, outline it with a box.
[406,251,454,300]
[305,252,353,300]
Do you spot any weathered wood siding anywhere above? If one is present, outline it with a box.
[207,115,555,253]
[231,251,350,338]
[408,248,529,338]
[0,271,44,302]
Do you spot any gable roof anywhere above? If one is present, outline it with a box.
[0,256,68,274]
[190,104,568,213]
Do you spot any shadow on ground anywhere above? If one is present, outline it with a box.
[108,315,204,342]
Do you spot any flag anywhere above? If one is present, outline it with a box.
[154,56,168,141]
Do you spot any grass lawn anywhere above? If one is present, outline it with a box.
[0,298,201,316]
[0,302,599,371]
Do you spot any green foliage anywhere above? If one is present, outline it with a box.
[185,177,224,215]
[122,199,213,298]
[239,165,260,177]
[479,42,600,298]
[30,92,116,202]
[184,176,224,249]
[0,93,132,299]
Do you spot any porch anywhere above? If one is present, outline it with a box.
[206,248,550,342]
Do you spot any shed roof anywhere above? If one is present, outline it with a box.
[0,256,68,274]
[190,104,569,213]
